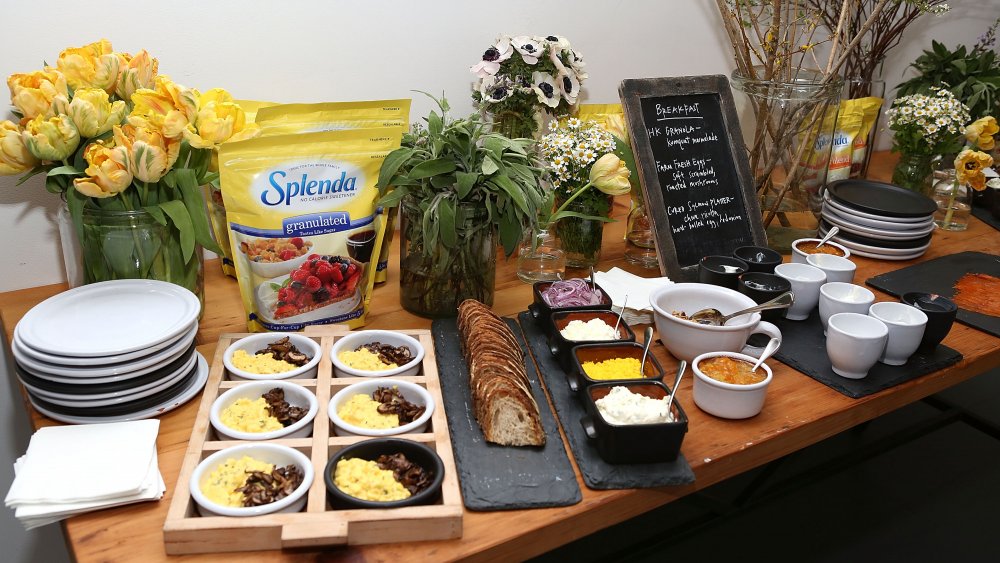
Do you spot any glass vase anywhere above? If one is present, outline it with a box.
[78,207,205,311]
[555,192,612,269]
[932,170,971,232]
[624,203,658,269]
[398,195,497,317]
[892,152,935,195]
[489,109,540,139]
[731,68,843,252]
[516,225,565,283]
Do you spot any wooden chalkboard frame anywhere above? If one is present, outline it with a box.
[619,75,766,281]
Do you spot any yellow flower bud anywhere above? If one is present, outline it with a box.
[0,120,39,175]
[72,141,132,198]
[7,68,69,119]
[114,50,158,102]
[965,116,998,151]
[67,88,127,138]
[114,123,179,183]
[184,93,260,149]
[129,76,199,139]
[56,39,120,92]
[589,153,631,196]
[21,114,80,161]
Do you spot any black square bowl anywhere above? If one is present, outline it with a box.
[529,280,612,337]
[548,310,635,372]
[567,342,665,395]
[580,380,688,464]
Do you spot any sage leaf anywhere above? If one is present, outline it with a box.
[409,158,457,180]
[439,198,456,248]
[456,172,478,199]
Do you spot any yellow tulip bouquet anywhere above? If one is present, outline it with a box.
[0,39,259,297]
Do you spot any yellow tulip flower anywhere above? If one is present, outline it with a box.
[589,153,632,196]
[72,141,132,198]
[114,50,158,102]
[114,123,179,183]
[184,96,260,149]
[130,76,199,138]
[7,68,69,119]
[67,88,127,138]
[0,120,39,175]
[56,39,120,92]
[955,149,994,191]
[964,116,999,151]
[21,114,80,161]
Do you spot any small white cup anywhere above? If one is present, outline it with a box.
[869,302,928,366]
[791,238,852,264]
[826,312,888,379]
[774,263,827,321]
[819,282,876,331]
[806,254,857,285]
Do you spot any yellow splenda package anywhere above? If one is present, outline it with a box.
[218,127,403,332]
[572,103,624,130]
[826,99,865,182]
[255,99,411,284]
[850,97,884,177]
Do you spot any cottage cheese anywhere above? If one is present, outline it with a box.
[560,318,618,341]
[595,386,674,425]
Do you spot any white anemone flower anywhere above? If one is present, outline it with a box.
[480,75,513,104]
[544,35,573,51]
[512,35,543,65]
[558,70,581,104]
[567,50,589,80]
[470,36,515,78]
[531,71,560,109]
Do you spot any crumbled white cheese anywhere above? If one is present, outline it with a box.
[560,318,618,341]
[595,386,674,425]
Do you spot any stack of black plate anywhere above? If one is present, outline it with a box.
[820,179,937,261]
[11,280,209,424]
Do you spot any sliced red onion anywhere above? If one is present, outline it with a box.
[541,279,603,307]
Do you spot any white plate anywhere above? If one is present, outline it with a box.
[13,321,197,369]
[822,211,936,240]
[841,246,929,261]
[28,353,208,424]
[825,233,932,256]
[18,352,198,406]
[16,280,200,357]
[824,197,932,224]
[822,202,935,231]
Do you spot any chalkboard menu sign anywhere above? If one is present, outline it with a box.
[620,76,765,281]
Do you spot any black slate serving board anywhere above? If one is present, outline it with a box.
[771,311,962,399]
[971,207,1000,233]
[865,251,1000,338]
[517,312,695,490]
[431,318,581,511]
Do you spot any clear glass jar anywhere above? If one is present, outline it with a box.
[893,152,935,195]
[624,203,658,269]
[516,226,565,283]
[554,192,612,269]
[932,170,971,231]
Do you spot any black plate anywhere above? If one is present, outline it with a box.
[826,179,937,218]
[14,345,196,395]
[820,220,933,249]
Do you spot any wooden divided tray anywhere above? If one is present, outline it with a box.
[162,327,463,555]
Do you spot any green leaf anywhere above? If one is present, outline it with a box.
[44,174,67,194]
[484,136,505,158]
[455,172,479,199]
[376,186,411,207]
[175,168,222,255]
[489,175,530,216]
[438,198,456,248]
[66,186,88,242]
[498,208,521,257]
[158,200,195,262]
[427,111,443,137]
[47,165,82,177]
[482,156,499,176]
[376,147,416,191]
[408,158,457,180]
[143,205,168,225]
[162,170,177,189]
[16,166,50,186]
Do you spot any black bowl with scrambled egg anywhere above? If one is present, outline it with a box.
[324,438,444,509]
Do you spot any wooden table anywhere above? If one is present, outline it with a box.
[3,154,1000,562]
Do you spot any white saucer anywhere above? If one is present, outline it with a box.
[841,247,929,261]
[822,202,935,231]
[826,233,932,257]
[824,197,933,224]
[28,353,208,424]
[16,280,200,357]
[822,211,936,240]
[13,321,197,368]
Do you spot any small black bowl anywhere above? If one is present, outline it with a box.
[529,279,612,336]
[901,292,958,352]
[567,342,664,394]
[699,256,749,290]
[324,438,444,509]
[733,246,783,274]
[738,272,792,322]
[580,380,688,464]
[548,310,635,372]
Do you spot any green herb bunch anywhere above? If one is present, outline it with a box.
[896,34,1000,120]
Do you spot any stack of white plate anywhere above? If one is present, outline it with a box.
[819,179,938,261]
[11,280,208,424]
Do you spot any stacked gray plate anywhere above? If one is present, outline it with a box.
[11,280,208,424]
[820,179,938,261]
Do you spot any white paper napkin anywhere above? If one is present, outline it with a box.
[5,420,160,506]
[594,267,673,325]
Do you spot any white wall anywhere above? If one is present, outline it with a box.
[0,1,993,559]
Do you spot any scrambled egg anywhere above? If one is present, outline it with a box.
[220,397,283,433]
[338,348,396,371]
[201,455,274,507]
[231,350,298,374]
[334,458,410,502]
[337,394,399,429]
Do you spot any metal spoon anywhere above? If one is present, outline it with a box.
[613,294,629,335]
[589,266,597,292]
[664,360,687,421]
[751,337,781,373]
[639,326,654,375]
[816,225,840,248]
[689,291,794,326]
